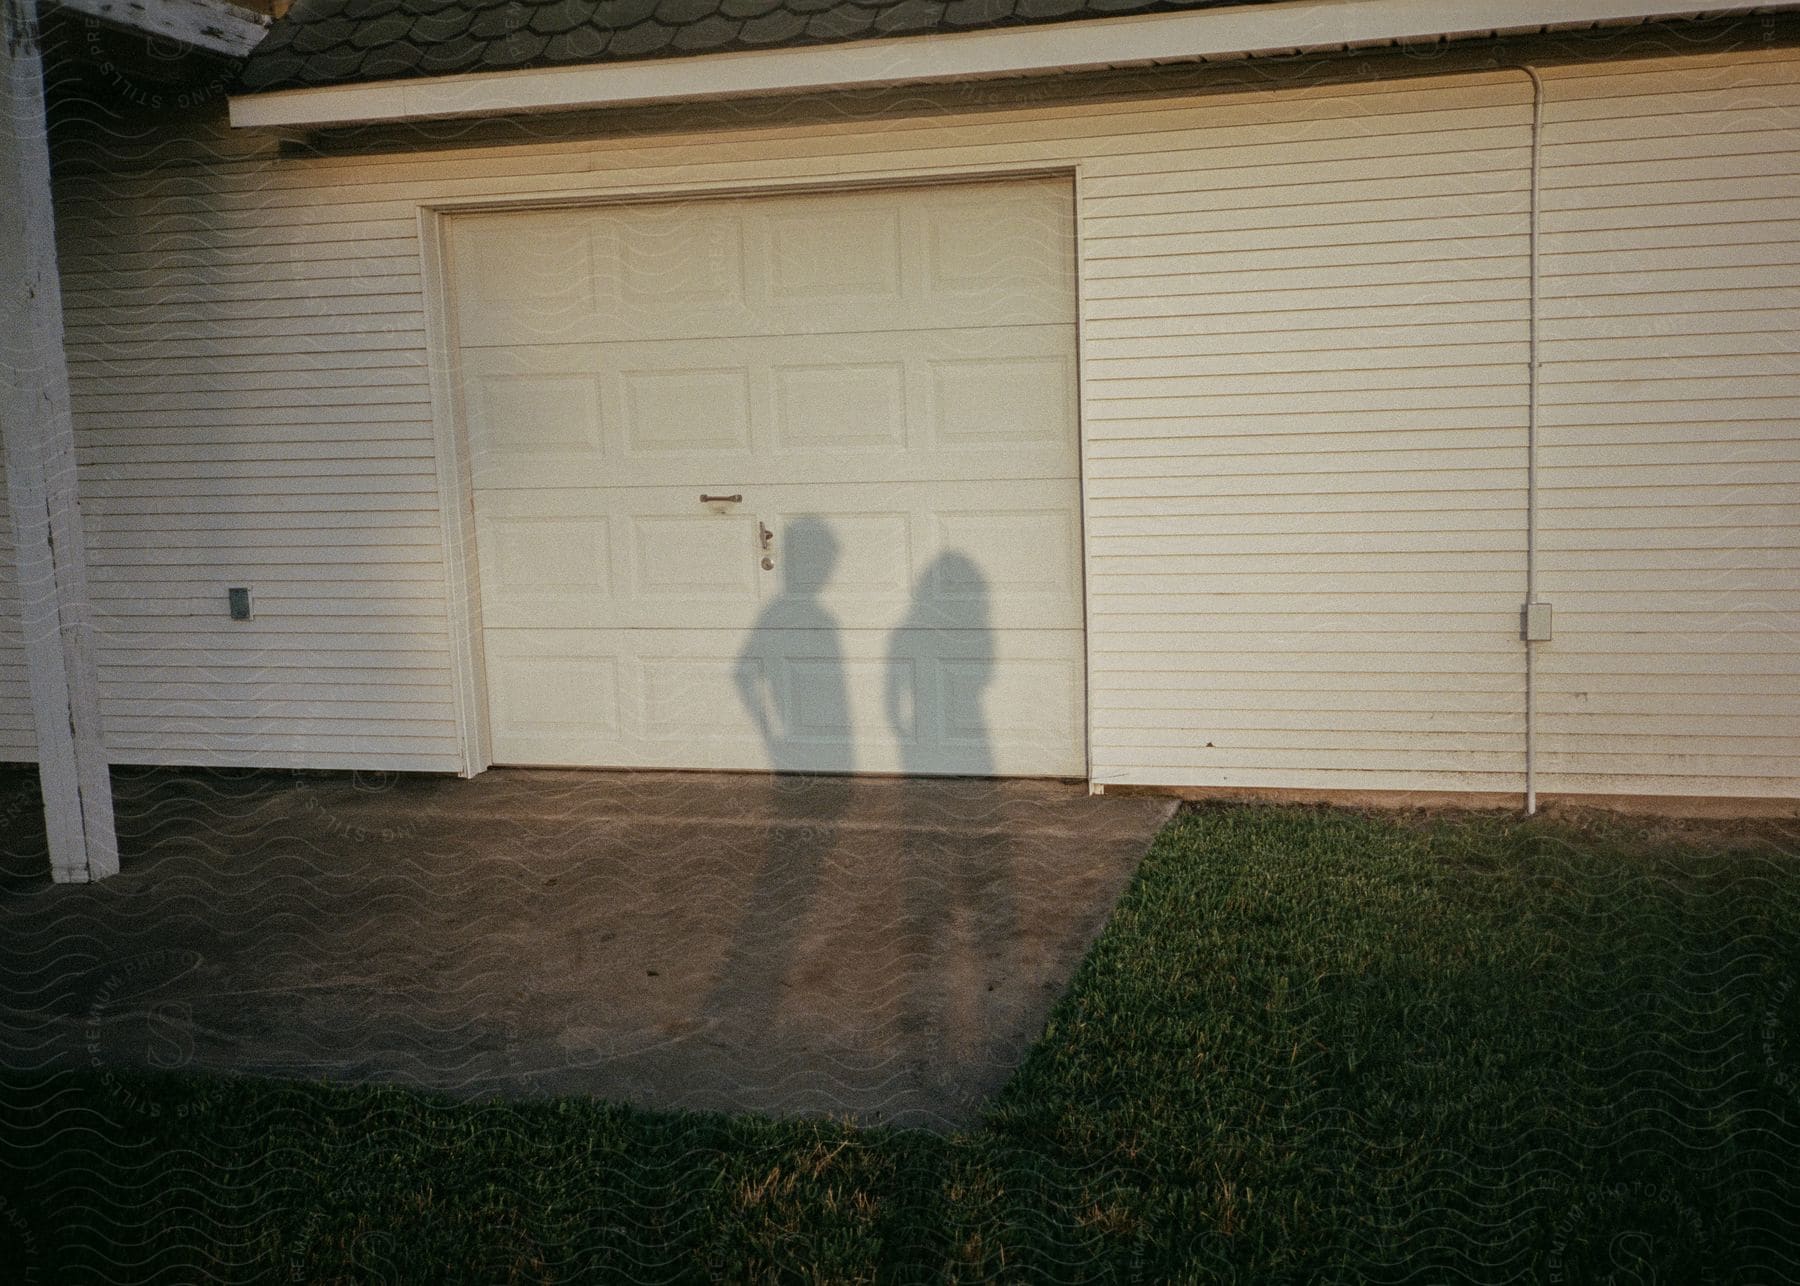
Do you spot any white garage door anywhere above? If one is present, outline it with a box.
[446,179,1084,776]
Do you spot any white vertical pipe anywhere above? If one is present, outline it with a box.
[1517,64,1545,816]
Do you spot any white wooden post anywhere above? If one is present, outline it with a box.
[1,0,119,882]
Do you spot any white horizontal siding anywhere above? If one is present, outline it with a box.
[1076,67,1533,793]
[38,120,459,771]
[0,26,1790,792]
[1534,55,1800,798]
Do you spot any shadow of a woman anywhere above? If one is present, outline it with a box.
[885,552,1021,1127]
[699,517,853,1054]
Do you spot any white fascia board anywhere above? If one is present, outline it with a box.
[55,0,271,60]
[229,0,1780,129]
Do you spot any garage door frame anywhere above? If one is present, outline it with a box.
[417,163,1092,780]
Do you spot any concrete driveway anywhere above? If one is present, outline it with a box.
[0,767,1171,1130]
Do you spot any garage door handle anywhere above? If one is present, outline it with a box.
[700,493,742,504]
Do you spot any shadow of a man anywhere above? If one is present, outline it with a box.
[702,517,853,1044]
[735,516,849,775]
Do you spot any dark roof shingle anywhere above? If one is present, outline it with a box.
[239,0,1275,93]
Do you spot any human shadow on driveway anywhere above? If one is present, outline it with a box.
[702,517,854,1042]
[886,553,1021,1107]
[698,536,1030,1125]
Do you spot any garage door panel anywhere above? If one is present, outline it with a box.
[483,627,1084,775]
[450,179,1075,348]
[478,483,1082,633]
[772,361,908,451]
[486,649,622,765]
[889,630,1085,775]
[772,510,914,601]
[764,205,903,304]
[627,514,763,603]
[641,653,757,746]
[453,215,597,349]
[461,326,1077,491]
[477,513,613,625]
[619,365,753,455]
[930,504,1082,615]
[592,203,749,314]
[477,488,764,631]
[462,362,606,482]
[756,479,1084,632]
[942,651,1083,760]
[928,352,1077,449]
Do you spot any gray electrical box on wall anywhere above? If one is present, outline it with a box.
[1522,601,1553,642]
[227,587,253,621]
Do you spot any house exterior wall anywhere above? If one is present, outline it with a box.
[3,29,1796,797]
[1531,58,1800,798]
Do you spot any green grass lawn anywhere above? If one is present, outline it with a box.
[3,803,1797,1283]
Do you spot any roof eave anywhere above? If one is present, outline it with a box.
[227,0,1785,130]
